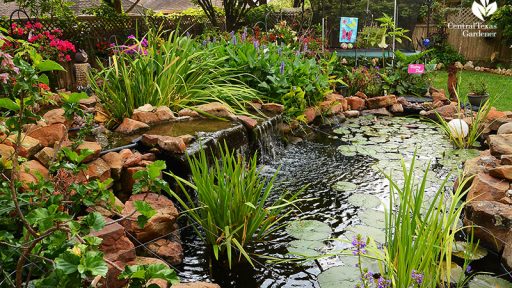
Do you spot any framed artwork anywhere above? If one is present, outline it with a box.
[340,17,358,43]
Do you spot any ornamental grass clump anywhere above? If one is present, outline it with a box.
[166,144,302,268]
[90,30,260,122]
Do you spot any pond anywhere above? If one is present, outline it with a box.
[176,115,497,287]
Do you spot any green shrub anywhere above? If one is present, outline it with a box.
[90,30,260,122]
[167,144,303,268]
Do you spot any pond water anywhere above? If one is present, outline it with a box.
[175,116,501,287]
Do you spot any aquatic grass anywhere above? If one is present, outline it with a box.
[90,30,260,122]
[166,144,303,268]
[381,153,473,287]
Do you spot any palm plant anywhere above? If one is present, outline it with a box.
[90,30,260,122]
[166,144,303,268]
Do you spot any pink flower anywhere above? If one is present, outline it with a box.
[0,73,10,84]
[65,55,72,62]
[34,22,43,29]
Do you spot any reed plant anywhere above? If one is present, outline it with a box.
[90,30,260,122]
[166,144,302,268]
[435,91,494,149]
[380,154,473,287]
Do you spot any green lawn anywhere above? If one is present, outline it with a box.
[430,70,512,111]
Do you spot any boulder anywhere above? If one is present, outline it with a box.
[467,172,509,202]
[194,102,234,118]
[121,193,179,242]
[0,143,14,160]
[78,158,111,182]
[132,104,161,124]
[173,283,221,288]
[27,123,67,147]
[34,147,55,167]
[430,87,449,105]
[42,108,68,126]
[502,155,512,165]
[79,96,97,107]
[346,96,365,111]
[115,118,150,134]
[498,122,512,135]
[90,219,136,263]
[237,115,258,129]
[366,95,397,109]
[102,152,123,180]
[123,152,143,168]
[147,238,184,266]
[354,91,368,99]
[486,108,507,122]
[489,134,512,157]
[344,110,360,118]
[5,133,42,158]
[420,103,458,121]
[488,118,512,132]
[20,160,49,179]
[261,103,284,114]
[303,107,319,123]
[155,106,175,121]
[87,196,125,219]
[141,134,187,154]
[389,104,404,114]
[319,100,344,115]
[464,200,512,251]
[76,141,101,163]
[119,166,145,194]
[361,108,392,117]
[178,108,200,117]
[489,165,512,181]
[325,94,348,111]
[463,151,499,178]
[246,101,262,111]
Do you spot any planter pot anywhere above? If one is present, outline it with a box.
[467,93,489,107]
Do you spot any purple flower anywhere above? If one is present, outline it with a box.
[280,61,285,74]
[411,270,423,285]
[202,39,208,46]
[377,277,391,288]
[186,32,191,37]
[277,47,282,56]
[141,38,148,47]
[0,73,9,84]
[466,265,472,273]
[253,40,259,50]
[303,43,308,52]
[351,235,367,255]
[127,34,136,39]
[363,271,373,280]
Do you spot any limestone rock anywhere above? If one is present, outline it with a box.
[467,172,509,202]
[464,200,512,251]
[132,104,160,124]
[366,95,397,109]
[501,155,512,165]
[486,108,507,122]
[319,100,344,115]
[90,219,136,263]
[34,147,55,167]
[121,193,179,242]
[120,166,145,194]
[354,91,368,99]
[155,106,175,121]
[78,158,111,182]
[178,108,200,117]
[20,160,49,179]
[346,96,365,111]
[237,115,258,129]
[261,103,284,114]
[147,238,184,266]
[490,134,512,157]
[27,123,67,147]
[76,141,101,163]
[115,118,150,134]
[5,133,42,158]
[361,108,392,117]
[102,152,123,180]
[463,151,499,178]
[43,108,68,126]
[344,110,360,118]
[421,103,458,121]
[141,134,187,154]
[194,102,234,118]
[389,104,404,114]
[498,122,512,135]
[489,165,512,181]
[0,143,14,161]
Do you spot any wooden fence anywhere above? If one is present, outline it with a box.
[412,8,511,64]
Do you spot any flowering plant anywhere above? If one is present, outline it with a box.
[3,22,76,62]
[110,34,149,55]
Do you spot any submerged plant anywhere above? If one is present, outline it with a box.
[167,144,302,268]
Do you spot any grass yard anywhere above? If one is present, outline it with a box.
[430,70,512,111]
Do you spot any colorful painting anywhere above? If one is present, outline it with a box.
[339,17,358,43]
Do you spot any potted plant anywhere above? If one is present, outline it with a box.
[467,81,489,106]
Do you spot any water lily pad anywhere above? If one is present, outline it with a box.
[468,275,512,288]
[286,220,332,241]
[287,240,325,257]
[358,209,386,229]
[347,194,382,209]
[440,262,464,284]
[333,181,358,192]
[452,241,488,260]
[338,145,357,157]
[317,265,359,288]
[333,128,351,135]
[345,225,386,243]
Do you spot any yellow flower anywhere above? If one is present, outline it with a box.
[71,246,81,257]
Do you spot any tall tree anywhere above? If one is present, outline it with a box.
[195,0,264,31]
